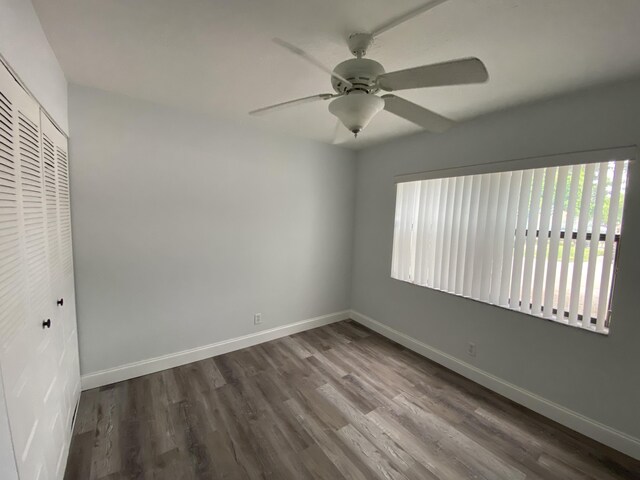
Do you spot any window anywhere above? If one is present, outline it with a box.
[391,152,631,334]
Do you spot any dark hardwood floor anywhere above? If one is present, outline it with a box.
[64,320,640,479]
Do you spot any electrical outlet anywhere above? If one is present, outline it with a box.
[254,313,262,325]
[467,342,476,357]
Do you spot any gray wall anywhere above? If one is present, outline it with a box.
[69,85,356,375]
[351,79,640,441]
[0,0,68,132]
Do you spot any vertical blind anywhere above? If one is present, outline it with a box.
[391,159,629,334]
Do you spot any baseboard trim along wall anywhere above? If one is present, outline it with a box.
[81,310,350,390]
[349,310,640,461]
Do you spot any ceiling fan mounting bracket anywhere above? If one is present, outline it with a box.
[347,33,374,58]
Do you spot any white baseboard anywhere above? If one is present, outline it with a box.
[349,309,640,461]
[81,310,350,391]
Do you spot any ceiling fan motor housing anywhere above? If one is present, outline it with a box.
[331,58,385,94]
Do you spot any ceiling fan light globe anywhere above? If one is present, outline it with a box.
[328,93,384,135]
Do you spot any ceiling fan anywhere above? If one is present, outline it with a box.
[249,0,489,141]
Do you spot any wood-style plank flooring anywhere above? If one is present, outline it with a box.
[64,320,640,479]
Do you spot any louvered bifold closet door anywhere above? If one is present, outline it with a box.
[41,113,81,476]
[57,129,80,419]
[0,71,25,360]
[0,63,73,480]
[0,63,48,480]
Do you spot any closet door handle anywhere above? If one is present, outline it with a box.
[42,319,51,329]
[57,298,64,306]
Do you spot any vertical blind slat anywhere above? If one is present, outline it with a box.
[448,177,464,293]
[490,172,511,304]
[556,164,581,320]
[520,169,544,313]
[481,173,501,302]
[531,167,558,315]
[397,183,407,280]
[596,161,624,331]
[441,178,456,291]
[481,174,499,301]
[543,166,569,318]
[398,182,411,281]
[391,184,404,278]
[414,182,429,285]
[510,170,533,309]
[568,163,595,325]
[429,179,443,288]
[472,175,490,300]
[463,176,481,296]
[426,181,438,287]
[582,162,608,326]
[434,178,448,289]
[455,176,473,294]
[409,182,421,282]
[499,170,522,306]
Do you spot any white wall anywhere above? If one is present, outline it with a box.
[69,84,356,376]
[352,80,640,453]
[0,0,68,133]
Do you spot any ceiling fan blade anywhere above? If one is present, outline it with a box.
[378,58,488,92]
[371,0,449,37]
[273,38,353,88]
[249,93,335,116]
[383,94,454,133]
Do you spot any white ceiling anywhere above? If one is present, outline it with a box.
[32,0,640,148]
